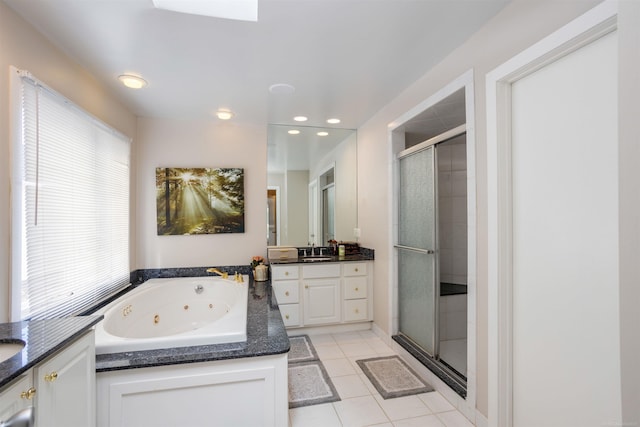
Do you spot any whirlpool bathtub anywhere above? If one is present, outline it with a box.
[94,276,248,354]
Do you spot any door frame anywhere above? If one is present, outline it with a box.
[388,69,477,412]
[485,2,618,426]
[267,186,281,246]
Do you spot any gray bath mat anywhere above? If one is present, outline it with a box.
[288,335,318,363]
[356,356,433,399]
[288,360,340,408]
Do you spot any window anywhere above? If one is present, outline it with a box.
[11,67,131,321]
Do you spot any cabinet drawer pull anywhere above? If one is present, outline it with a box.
[285,271,289,276]
[305,285,309,289]
[355,268,359,272]
[44,371,58,382]
[20,387,36,400]
[355,287,359,291]
[355,308,359,314]
[285,314,290,319]
[285,291,289,296]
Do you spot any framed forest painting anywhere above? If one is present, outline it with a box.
[156,167,244,235]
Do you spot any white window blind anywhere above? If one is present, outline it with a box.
[11,68,131,321]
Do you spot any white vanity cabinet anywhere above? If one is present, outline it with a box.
[0,330,96,427]
[302,264,342,325]
[271,265,301,327]
[35,331,96,427]
[342,262,369,322]
[271,261,372,328]
[0,372,33,423]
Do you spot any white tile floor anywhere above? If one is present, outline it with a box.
[289,331,475,427]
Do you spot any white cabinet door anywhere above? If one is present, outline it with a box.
[272,281,299,304]
[271,265,299,281]
[278,304,300,327]
[343,277,367,300]
[35,331,96,427]
[343,299,368,322]
[303,279,341,325]
[0,373,33,424]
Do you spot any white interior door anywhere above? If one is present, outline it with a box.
[510,30,621,426]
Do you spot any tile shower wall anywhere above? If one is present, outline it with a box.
[439,294,468,341]
[438,135,467,286]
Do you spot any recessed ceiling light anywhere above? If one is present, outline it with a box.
[317,131,329,136]
[118,74,147,89]
[288,130,300,135]
[215,109,234,120]
[327,118,341,124]
[293,116,308,122]
[269,83,295,95]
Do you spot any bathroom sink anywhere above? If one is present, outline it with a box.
[0,340,25,363]
[302,256,332,262]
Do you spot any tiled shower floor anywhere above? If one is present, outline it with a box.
[439,338,467,378]
[289,331,475,427]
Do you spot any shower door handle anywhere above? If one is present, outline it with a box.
[394,245,435,255]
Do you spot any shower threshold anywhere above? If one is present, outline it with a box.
[392,334,467,399]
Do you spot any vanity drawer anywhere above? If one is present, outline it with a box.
[271,265,299,280]
[279,304,300,327]
[343,262,367,277]
[343,299,368,322]
[302,264,340,279]
[344,277,367,299]
[273,282,299,304]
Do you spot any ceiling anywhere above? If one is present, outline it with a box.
[4,0,509,130]
[402,88,466,146]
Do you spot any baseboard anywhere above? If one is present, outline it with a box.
[475,411,489,427]
[286,321,372,336]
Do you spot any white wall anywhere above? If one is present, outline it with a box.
[135,118,267,268]
[355,0,611,418]
[0,2,137,322]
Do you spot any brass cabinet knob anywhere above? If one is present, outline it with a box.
[285,271,289,276]
[355,309,359,314]
[305,285,309,289]
[285,291,289,296]
[355,287,359,292]
[355,268,359,272]
[20,387,36,400]
[285,314,290,319]
[44,371,58,382]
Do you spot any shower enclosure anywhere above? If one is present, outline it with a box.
[394,125,468,396]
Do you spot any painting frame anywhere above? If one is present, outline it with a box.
[156,167,245,236]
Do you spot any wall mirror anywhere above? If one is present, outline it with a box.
[267,124,357,247]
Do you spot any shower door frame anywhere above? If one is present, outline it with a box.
[395,124,467,376]
[388,70,476,411]
[396,141,440,359]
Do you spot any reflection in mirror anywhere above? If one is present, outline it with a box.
[267,125,357,247]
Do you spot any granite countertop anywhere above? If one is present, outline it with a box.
[95,278,290,372]
[0,316,103,390]
[269,252,374,265]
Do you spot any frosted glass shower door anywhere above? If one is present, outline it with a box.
[397,146,437,356]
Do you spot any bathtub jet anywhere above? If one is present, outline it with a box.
[94,276,248,355]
